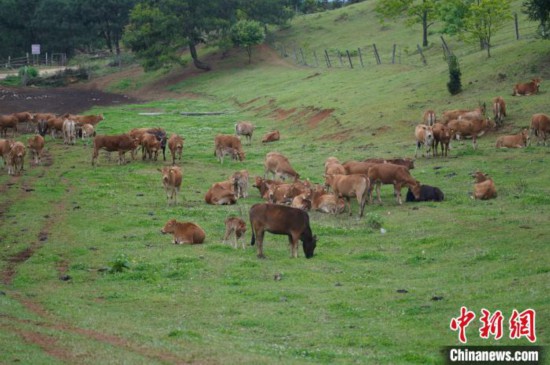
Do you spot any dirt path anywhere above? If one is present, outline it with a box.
[0,66,78,80]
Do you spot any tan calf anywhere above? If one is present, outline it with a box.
[367,163,420,205]
[161,219,205,244]
[264,152,299,181]
[159,166,182,206]
[6,141,26,175]
[311,186,346,214]
[261,130,280,143]
[223,216,247,249]
[231,170,249,198]
[205,181,237,205]
[27,135,45,165]
[168,134,184,165]
[0,139,14,168]
[432,122,452,157]
[414,124,433,158]
[492,96,506,126]
[529,113,550,146]
[324,174,370,217]
[495,129,529,148]
[472,171,497,200]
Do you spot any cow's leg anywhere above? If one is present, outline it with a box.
[288,234,299,258]
[395,183,403,205]
[415,142,420,158]
[472,135,478,150]
[256,229,266,259]
[376,183,382,204]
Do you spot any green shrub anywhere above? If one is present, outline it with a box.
[18,66,39,78]
[108,253,131,273]
[446,55,462,95]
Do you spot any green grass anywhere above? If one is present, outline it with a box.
[1,1,549,364]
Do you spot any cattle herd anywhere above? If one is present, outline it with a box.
[0,77,546,259]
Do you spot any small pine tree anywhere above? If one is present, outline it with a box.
[447,55,462,95]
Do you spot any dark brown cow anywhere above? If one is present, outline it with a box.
[492,96,507,126]
[223,216,247,249]
[0,114,19,137]
[264,152,299,181]
[159,166,183,206]
[472,171,497,200]
[495,129,529,148]
[168,134,184,165]
[205,181,237,205]
[161,219,205,244]
[513,78,541,96]
[530,113,550,146]
[92,134,139,166]
[261,130,280,143]
[324,174,369,217]
[27,135,45,165]
[367,163,420,205]
[214,134,245,161]
[249,203,317,259]
[431,122,452,157]
[235,121,255,145]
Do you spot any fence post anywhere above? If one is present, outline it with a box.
[514,13,520,40]
[8,56,10,68]
[281,44,286,57]
[346,50,353,69]
[300,48,306,66]
[358,48,364,68]
[26,53,29,66]
[417,44,427,65]
[373,44,381,65]
[324,49,331,68]
[392,44,396,64]
[313,50,319,67]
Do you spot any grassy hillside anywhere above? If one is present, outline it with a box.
[1,1,549,364]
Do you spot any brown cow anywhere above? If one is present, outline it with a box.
[66,113,104,127]
[159,166,183,206]
[128,127,167,161]
[223,216,247,249]
[249,203,317,259]
[472,171,497,200]
[231,170,249,198]
[205,181,237,205]
[6,141,26,175]
[47,117,65,139]
[415,124,434,158]
[495,129,529,148]
[310,185,346,214]
[431,122,452,157]
[342,160,378,175]
[512,78,541,96]
[168,134,184,165]
[253,176,283,200]
[214,134,245,161]
[367,163,420,205]
[261,130,280,143]
[81,124,95,146]
[161,219,205,244]
[0,139,14,168]
[215,145,240,164]
[13,112,34,132]
[141,133,160,161]
[33,112,57,123]
[92,134,139,166]
[324,174,369,217]
[291,192,312,211]
[492,96,507,126]
[442,104,486,124]
[264,152,299,181]
[363,158,415,170]
[0,114,19,137]
[529,113,550,146]
[235,121,255,144]
[325,157,346,176]
[447,118,496,149]
[27,135,45,165]
[423,109,436,126]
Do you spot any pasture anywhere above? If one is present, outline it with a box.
[1,1,549,363]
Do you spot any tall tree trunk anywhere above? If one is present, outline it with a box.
[422,11,428,47]
[189,42,211,71]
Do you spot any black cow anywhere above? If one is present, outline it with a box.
[146,128,167,161]
[406,184,444,202]
[249,203,317,259]
[37,120,49,137]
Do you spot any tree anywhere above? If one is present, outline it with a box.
[462,0,512,57]
[447,54,462,95]
[523,0,550,38]
[231,19,266,63]
[375,0,438,47]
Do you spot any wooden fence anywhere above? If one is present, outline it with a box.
[1,53,67,69]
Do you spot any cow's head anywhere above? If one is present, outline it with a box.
[409,180,422,200]
[302,234,317,259]
[521,129,530,145]
[237,150,245,161]
[161,219,177,234]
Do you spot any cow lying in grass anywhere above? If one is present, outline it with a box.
[250,203,317,259]
[205,181,237,205]
[471,171,497,200]
[161,219,205,244]
[512,78,541,96]
[405,185,444,202]
[495,129,529,148]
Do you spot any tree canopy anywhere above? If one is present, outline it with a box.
[523,0,550,38]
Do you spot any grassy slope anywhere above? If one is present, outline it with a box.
[1,1,549,364]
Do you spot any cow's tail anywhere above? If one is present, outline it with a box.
[250,228,256,246]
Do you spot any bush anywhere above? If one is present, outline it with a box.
[18,66,39,78]
[447,55,462,95]
[108,253,131,273]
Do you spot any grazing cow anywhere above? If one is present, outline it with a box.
[406,184,444,202]
[363,158,415,170]
[231,170,249,198]
[68,113,104,127]
[141,133,161,161]
[492,96,507,126]
[261,130,280,143]
[37,119,49,137]
[81,124,95,146]
[324,174,369,217]
[214,134,245,161]
[161,219,205,244]
[0,139,14,168]
[423,109,436,126]
[529,113,550,146]
[495,129,529,148]
[223,216,247,249]
[367,163,420,205]
[159,166,182,206]
[264,152,299,181]
[27,135,45,165]
[415,124,434,158]
[432,122,452,157]
[168,134,184,165]
[310,185,346,214]
[235,121,255,144]
[472,171,497,200]
[62,119,77,145]
[343,160,379,176]
[205,181,237,205]
[92,134,139,166]
[0,114,19,137]
[13,112,34,132]
[447,118,496,149]
[215,145,240,164]
[442,105,486,124]
[512,78,541,96]
[6,141,26,175]
[129,127,167,161]
[249,203,317,259]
